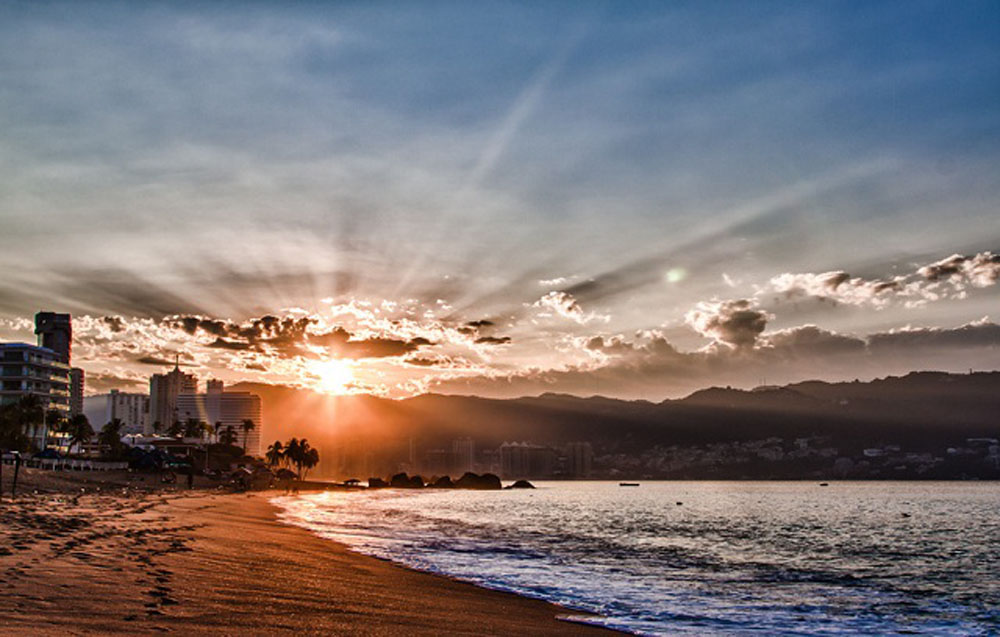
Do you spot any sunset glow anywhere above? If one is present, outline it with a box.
[311,359,355,395]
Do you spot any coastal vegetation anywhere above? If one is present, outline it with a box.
[265,438,319,479]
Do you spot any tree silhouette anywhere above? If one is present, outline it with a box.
[168,419,184,438]
[98,419,126,459]
[183,417,207,439]
[283,438,320,479]
[241,419,256,455]
[61,414,94,455]
[45,408,65,448]
[265,440,283,468]
[0,401,30,451]
[12,395,44,450]
[219,425,238,447]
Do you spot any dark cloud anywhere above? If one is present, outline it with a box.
[686,299,769,348]
[135,355,190,366]
[166,313,428,360]
[918,252,1000,285]
[207,337,252,351]
[475,335,512,345]
[466,320,495,328]
[83,372,146,394]
[761,325,866,356]
[868,320,1000,351]
[101,316,126,333]
[433,319,1000,400]
[405,356,451,367]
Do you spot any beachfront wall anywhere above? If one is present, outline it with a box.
[1,454,128,471]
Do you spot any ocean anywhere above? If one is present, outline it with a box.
[273,481,1000,635]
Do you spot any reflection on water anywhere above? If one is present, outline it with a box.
[275,481,1000,635]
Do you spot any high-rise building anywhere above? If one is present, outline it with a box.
[148,363,198,434]
[175,380,262,456]
[83,389,149,435]
[565,441,594,478]
[452,437,476,475]
[69,367,85,416]
[0,342,71,448]
[499,441,558,479]
[34,312,72,364]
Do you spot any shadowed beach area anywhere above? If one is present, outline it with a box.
[0,469,615,635]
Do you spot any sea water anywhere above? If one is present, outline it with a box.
[274,481,1000,635]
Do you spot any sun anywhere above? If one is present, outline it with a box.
[311,359,355,395]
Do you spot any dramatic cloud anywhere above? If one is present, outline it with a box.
[531,291,609,325]
[868,317,1000,351]
[685,299,771,348]
[917,252,1000,287]
[767,251,1000,309]
[768,271,905,308]
[475,336,512,345]
[164,314,428,360]
[431,318,1000,400]
[759,325,867,356]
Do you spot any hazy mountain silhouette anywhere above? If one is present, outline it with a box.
[235,371,999,479]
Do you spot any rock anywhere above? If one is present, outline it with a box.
[390,473,412,488]
[505,479,535,489]
[367,477,388,488]
[454,472,502,490]
[408,475,425,488]
[429,476,454,488]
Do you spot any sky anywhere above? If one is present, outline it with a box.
[1,1,998,399]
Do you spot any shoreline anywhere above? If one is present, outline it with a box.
[0,468,618,635]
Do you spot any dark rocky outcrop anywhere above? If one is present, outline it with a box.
[429,475,454,488]
[368,477,388,488]
[505,479,535,489]
[454,472,502,490]
[390,472,425,488]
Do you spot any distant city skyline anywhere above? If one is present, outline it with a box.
[1,2,998,399]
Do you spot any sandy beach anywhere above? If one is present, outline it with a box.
[0,468,615,636]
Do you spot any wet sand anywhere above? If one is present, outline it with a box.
[0,468,615,635]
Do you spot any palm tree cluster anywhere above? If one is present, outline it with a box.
[98,418,127,460]
[0,395,41,451]
[265,438,320,479]
[167,418,256,455]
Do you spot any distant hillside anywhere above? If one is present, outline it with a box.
[232,371,1000,479]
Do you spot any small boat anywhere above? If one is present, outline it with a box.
[619,482,640,487]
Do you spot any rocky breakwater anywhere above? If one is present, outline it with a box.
[372,472,505,490]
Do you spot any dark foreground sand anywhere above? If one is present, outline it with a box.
[0,468,616,635]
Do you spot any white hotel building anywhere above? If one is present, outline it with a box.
[176,380,262,457]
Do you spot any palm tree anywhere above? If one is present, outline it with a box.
[240,419,256,455]
[62,414,94,456]
[45,408,66,448]
[284,438,301,471]
[0,402,29,451]
[265,440,284,468]
[284,438,320,479]
[98,419,125,459]
[219,425,238,447]
[167,419,184,438]
[213,421,224,444]
[14,395,44,450]
[183,418,206,439]
[300,446,320,480]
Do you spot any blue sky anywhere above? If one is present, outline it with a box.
[1,1,997,397]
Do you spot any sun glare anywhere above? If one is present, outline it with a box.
[311,359,355,395]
